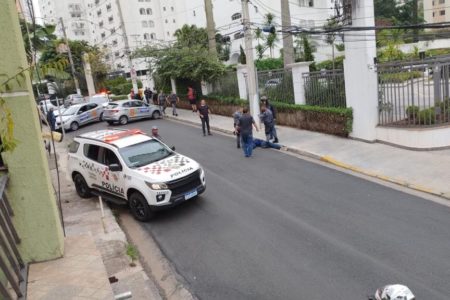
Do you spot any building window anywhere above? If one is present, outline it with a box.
[167,31,170,36]
[106,4,111,11]
[111,28,116,33]
[139,8,146,14]
[433,12,435,17]
[440,10,446,15]
[149,20,155,27]
[298,0,314,7]
[143,33,150,39]
[171,6,174,11]
[173,19,175,23]
[115,51,120,57]
[95,0,100,4]
[97,10,101,16]
[108,16,114,22]
[146,8,152,14]
[193,10,196,16]
[165,19,168,23]
[150,33,156,39]
[112,40,118,46]
[163,6,166,11]
[142,21,148,27]
[231,13,241,20]
[105,54,110,60]
[101,32,106,38]
[99,21,104,27]
[439,0,445,3]
[234,32,244,39]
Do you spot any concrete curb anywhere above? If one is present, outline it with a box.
[166,115,450,202]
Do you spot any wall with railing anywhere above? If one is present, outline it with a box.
[257,69,295,104]
[302,70,346,108]
[377,56,450,127]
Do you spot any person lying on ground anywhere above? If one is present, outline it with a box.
[252,138,286,150]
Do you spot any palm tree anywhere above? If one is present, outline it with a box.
[254,27,265,59]
[263,13,278,58]
[20,20,57,64]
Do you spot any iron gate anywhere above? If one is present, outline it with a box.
[0,175,27,300]
[377,56,450,126]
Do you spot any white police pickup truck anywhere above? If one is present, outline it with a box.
[67,129,206,221]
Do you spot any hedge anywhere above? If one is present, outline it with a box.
[177,95,353,137]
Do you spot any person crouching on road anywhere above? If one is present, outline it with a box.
[237,107,259,158]
[259,105,277,143]
[166,91,179,116]
[261,96,279,143]
[232,106,243,148]
[198,99,212,136]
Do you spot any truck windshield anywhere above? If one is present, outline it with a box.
[119,140,173,168]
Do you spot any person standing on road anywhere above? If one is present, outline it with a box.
[187,86,198,113]
[198,99,212,136]
[259,106,277,143]
[232,106,243,148]
[261,96,278,143]
[144,87,153,104]
[166,91,179,116]
[46,107,56,131]
[237,107,259,157]
[158,90,167,115]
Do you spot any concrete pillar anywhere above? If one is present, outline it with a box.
[287,61,313,105]
[170,78,177,94]
[0,0,64,261]
[343,1,378,141]
[83,52,96,96]
[236,64,249,100]
[201,81,213,95]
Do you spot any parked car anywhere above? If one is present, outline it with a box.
[88,93,111,108]
[265,78,282,88]
[65,94,85,105]
[103,100,161,125]
[67,129,206,221]
[55,103,104,131]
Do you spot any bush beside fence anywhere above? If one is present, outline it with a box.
[178,95,353,137]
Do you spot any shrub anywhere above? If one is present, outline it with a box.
[418,108,436,125]
[255,58,283,71]
[315,56,345,70]
[406,105,419,119]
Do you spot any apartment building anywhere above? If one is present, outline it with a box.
[37,0,333,87]
[424,0,450,24]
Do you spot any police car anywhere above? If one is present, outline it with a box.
[103,100,161,125]
[55,103,104,131]
[67,129,206,221]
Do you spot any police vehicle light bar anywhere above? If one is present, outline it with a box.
[104,129,144,142]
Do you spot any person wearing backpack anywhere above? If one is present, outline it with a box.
[187,85,197,112]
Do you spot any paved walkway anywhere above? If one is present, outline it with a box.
[27,140,162,300]
[167,109,450,200]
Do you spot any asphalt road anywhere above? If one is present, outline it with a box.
[68,118,450,300]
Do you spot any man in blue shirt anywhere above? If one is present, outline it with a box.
[237,107,259,157]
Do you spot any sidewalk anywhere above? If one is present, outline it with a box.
[168,109,450,200]
[27,141,162,299]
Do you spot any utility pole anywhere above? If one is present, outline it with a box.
[59,17,81,95]
[280,0,294,66]
[241,0,259,119]
[204,0,218,57]
[412,0,419,43]
[116,0,138,93]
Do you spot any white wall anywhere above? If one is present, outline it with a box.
[376,126,450,149]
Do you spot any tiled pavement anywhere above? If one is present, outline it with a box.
[27,235,114,300]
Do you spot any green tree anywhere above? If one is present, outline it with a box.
[264,13,278,58]
[39,40,109,94]
[174,25,208,48]
[294,34,316,62]
[20,20,57,64]
[254,27,265,59]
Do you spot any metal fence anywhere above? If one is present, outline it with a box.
[0,175,27,300]
[302,70,346,108]
[210,71,240,98]
[257,68,295,104]
[378,57,450,126]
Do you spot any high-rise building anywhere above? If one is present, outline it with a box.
[36,0,334,88]
[424,0,450,24]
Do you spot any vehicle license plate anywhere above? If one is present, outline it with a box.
[184,190,198,200]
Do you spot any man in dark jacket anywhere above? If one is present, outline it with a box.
[144,87,153,104]
[46,108,56,131]
[260,96,279,143]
